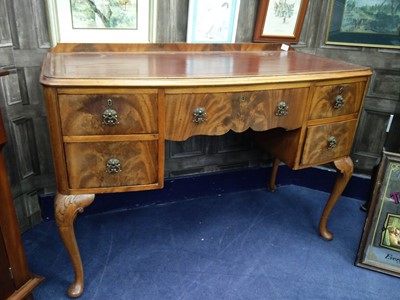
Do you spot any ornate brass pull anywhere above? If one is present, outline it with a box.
[276,101,289,116]
[327,136,337,150]
[334,86,345,109]
[102,99,119,126]
[106,158,122,174]
[193,107,207,124]
[102,108,119,126]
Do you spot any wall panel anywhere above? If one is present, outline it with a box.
[0,0,11,45]
[10,117,39,179]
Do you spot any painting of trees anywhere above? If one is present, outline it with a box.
[70,0,138,29]
[341,0,400,34]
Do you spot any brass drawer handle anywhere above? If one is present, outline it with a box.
[102,99,119,126]
[106,158,122,174]
[276,101,289,116]
[327,136,337,150]
[193,107,207,124]
[334,86,345,109]
[334,95,345,109]
[102,108,119,126]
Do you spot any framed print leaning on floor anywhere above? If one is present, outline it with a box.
[45,0,157,46]
[356,151,400,277]
[253,0,309,43]
[326,0,400,49]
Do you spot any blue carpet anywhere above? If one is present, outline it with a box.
[23,185,400,299]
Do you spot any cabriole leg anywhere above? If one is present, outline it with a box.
[319,157,354,240]
[55,193,95,298]
[269,157,280,192]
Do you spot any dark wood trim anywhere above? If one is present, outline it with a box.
[253,0,309,43]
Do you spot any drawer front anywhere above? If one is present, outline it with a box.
[165,88,308,141]
[59,93,158,135]
[65,141,158,189]
[301,119,357,166]
[309,81,366,120]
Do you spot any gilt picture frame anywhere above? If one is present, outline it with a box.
[356,151,400,277]
[45,0,157,46]
[326,0,400,49]
[253,0,309,43]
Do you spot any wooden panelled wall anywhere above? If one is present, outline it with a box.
[0,0,399,231]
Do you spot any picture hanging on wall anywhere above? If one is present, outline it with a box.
[186,0,241,43]
[356,151,400,277]
[326,0,400,49]
[45,0,157,46]
[253,0,309,43]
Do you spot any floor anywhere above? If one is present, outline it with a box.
[24,185,400,299]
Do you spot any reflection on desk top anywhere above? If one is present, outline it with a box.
[40,44,372,87]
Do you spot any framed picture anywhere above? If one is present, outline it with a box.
[45,0,157,46]
[253,0,309,43]
[186,0,241,43]
[356,151,400,277]
[326,0,400,49]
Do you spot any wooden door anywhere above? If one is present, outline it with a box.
[0,0,51,231]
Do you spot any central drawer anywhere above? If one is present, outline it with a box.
[64,141,159,189]
[59,93,158,136]
[165,87,308,141]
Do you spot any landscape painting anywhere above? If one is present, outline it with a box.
[70,0,138,29]
[326,0,400,48]
[340,0,400,35]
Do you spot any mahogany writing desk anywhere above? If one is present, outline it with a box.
[40,43,371,298]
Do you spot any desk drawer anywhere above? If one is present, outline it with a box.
[165,87,308,141]
[309,81,365,120]
[59,93,158,135]
[64,141,158,189]
[301,119,357,166]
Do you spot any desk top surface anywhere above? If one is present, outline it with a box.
[40,44,371,87]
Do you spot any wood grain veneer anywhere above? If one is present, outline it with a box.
[165,87,308,141]
[50,42,290,53]
[301,119,358,166]
[65,141,158,189]
[309,80,366,120]
[59,92,158,136]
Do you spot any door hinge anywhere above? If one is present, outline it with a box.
[9,267,14,279]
